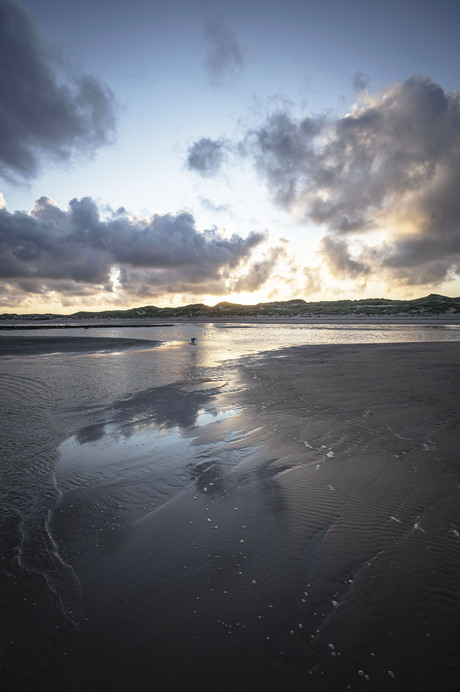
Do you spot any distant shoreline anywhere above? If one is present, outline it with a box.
[1,314,460,329]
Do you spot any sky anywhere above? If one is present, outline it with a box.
[2,0,460,313]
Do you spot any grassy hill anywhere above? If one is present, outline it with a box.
[2,294,460,321]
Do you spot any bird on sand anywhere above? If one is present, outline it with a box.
[190,337,197,345]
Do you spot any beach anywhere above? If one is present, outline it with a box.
[1,331,460,691]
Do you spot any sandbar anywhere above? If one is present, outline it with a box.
[0,335,160,356]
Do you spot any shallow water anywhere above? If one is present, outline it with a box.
[1,325,460,690]
[5,320,460,359]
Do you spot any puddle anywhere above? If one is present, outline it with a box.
[55,404,242,528]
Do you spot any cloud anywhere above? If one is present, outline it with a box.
[245,111,324,208]
[0,0,116,182]
[352,71,370,92]
[232,245,286,292]
[320,236,369,278]
[303,266,322,296]
[199,197,231,214]
[189,76,460,289]
[0,196,265,305]
[202,18,245,84]
[186,138,227,177]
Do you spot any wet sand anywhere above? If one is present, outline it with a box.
[0,335,161,355]
[226,342,460,690]
[1,339,460,691]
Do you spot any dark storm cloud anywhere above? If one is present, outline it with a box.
[202,18,245,84]
[186,137,227,177]
[0,0,116,181]
[0,196,265,299]
[189,76,460,288]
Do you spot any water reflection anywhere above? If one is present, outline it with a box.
[114,381,230,432]
[56,376,241,539]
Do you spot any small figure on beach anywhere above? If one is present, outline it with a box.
[190,337,197,345]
